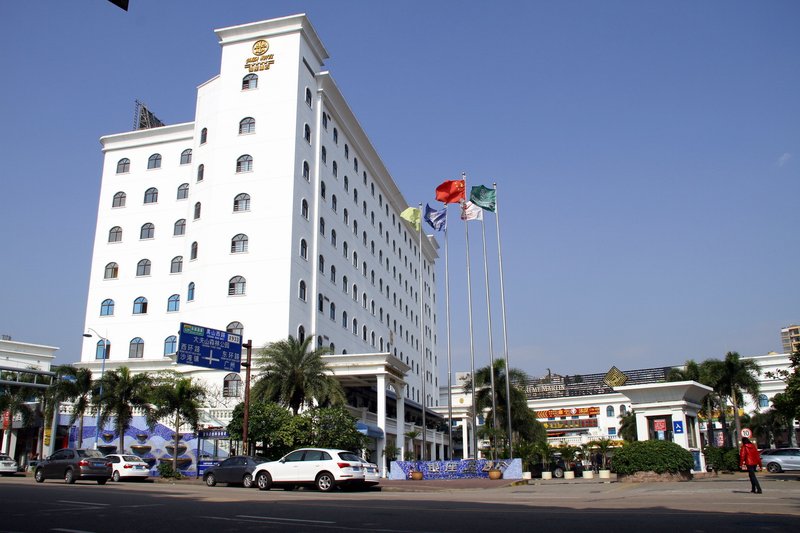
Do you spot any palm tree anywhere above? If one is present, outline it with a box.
[716,351,761,448]
[618,410,638,442]
[147,377,206,473]
[96,367,152,453]
[51,366,95,446]
[749,409,785,449]
[0,381,36,456]
[668,359,719,447]
[404,428,420,460]
[251,336,344,416]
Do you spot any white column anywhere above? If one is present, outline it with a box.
[462,417,470,459]
[376,374,386,477]
[396,382,405,464]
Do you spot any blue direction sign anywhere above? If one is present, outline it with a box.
[673,421,684,434]
[177,323,242,372]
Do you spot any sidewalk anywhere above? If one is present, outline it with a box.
[379,474,617,492]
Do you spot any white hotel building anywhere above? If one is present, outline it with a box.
[77,15,444,470]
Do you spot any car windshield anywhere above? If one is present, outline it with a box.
[338,452,361,462]
[122,455,141,462]
[77,449,105,458]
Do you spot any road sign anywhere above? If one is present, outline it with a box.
[741,428,752,438]
[673,421,684,434]
[177,323,242,372]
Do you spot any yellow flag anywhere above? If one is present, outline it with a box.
[400,207,421,232]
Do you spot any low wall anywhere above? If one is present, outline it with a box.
[389,459,522,480]
[617,471,693,483]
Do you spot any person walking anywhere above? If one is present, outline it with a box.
[739,437,762,494]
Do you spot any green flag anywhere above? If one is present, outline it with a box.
[400,206,421,232]
[470,185,496,212]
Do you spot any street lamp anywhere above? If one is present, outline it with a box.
[83,328,108,450]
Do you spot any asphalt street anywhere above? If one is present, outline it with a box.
[1,473,798,532]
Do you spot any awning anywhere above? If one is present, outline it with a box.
[356,422,384,440]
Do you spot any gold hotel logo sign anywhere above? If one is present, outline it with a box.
[245,39,275,72]
[603,366,629,387]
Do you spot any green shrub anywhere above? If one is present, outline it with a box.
[612,440,694,475]
[702,446,739,472]
[157,461,182,479]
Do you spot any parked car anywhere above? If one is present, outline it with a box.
[252,448,365,491]
[530,457,569,479]
[34,449,112,484]
[0,454,19,476]
[360,461,380,488]
[203,455,266,488]
[761,448,800,473]
[105,454,150,482]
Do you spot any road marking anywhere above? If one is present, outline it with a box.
[52,529,97,533]
[237,515,336,524]
[57,500,110,506]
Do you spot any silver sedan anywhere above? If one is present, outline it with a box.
[761,448,800,473]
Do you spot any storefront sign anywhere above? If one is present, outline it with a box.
[543,419,598,430]
[536,407,600,418]
[244,39,275,72]
[654,419,667,432]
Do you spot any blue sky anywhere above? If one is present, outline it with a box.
[0,1,797,378]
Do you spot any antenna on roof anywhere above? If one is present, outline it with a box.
[133,99,166,130]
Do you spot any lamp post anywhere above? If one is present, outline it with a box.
[83,329,108,450]
[240,340,253,456]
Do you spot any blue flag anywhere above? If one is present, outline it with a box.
[424,204,447,231]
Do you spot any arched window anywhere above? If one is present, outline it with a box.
[343,208,349,225]
[321,146,327,164]
[100,298,115,316]
[322,113,328,129]
[164,335,177,356]
[352,318,358,335]
[330,264,336,283]
[116,158,130,174]
[332,161,338,177]
[354,188,358,203]
[167,294,180,312]
[136,259,151,277]
[319,217,326,236]
[180,149,192,165]
[187,282,195,301]
[300,239,308,259]
[305,87,312,107]
[200,128,208,144]
[108,226,123,243]
[197,164,204,182]
[194,202,201,220]
[104,262,118,279]
[620,404,627,415]
[226,322,243,336]
[299,280,307,300]
[317,293,323,312]
[174,219,186,236]
[228,276,246,295]
[330,302,336,321]
[342,275,348,293]
[343,241,349,258]
[298,325,306,343]
[342,310,348,328]
[606,406,615,417]
[112,192,126,208]
[223,373,242,397]
[147,153,161,169]
[354,157,358,172]
[758,394,769,408]
[242,73,258,90]
[304,124,311,143]
[95,340,110,360]
[239,117,255,135]
[144,187,158,204]
[176,183,189,200]
[132,296,148,314]
[302,161,310,180]
[331,195,338,213]
[232,193,250,212]
[371,331,375,347]
[344,145,349,159]
[331,229,337,247]
[190,241,198,260]
[170,256,183,273]
[333,128,338,144]
[231,234,248,253]
[129,337,144,358]
[140,222,155,239]
[236,154,253,173]
[319,254,325,273]
[301,199,309,219]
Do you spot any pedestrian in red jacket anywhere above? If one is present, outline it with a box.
[739,437,762,494]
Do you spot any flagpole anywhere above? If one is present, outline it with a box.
[480,214,498,450]
[494,183,514,458]
[443,208,454,460]
[418,203,427,462]
[462,172,478,459]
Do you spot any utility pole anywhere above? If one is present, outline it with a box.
[241,340,253,456]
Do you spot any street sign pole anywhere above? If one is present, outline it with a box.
[241,340,253,456]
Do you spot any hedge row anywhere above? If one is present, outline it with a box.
[612,440,694,475]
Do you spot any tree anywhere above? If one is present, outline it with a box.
[749,409,785,449]
[404,429,420,460]
[618,410,638,442]
[668,359,720,447]
[96,367,152,454]
[0,377,36,456]
[716,351,761,448]
[767,349,800,447]
[252,336,344,415]
[147,377,206,472]
[302,406,366,451]
[228,400,297,459]
[50,366,95,446]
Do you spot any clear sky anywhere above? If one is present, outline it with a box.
[0,1,798,379]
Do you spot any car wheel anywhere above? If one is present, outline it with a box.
[34,468,45,483]
[552,467,564,479]
[205,473,217,487]
[767,462,782,473]
[97,478,108,485]
[256,471,272,491]
[65,469,76,484]
[242,473,254,488]
[315,471,336,492]
[112,471,121,482]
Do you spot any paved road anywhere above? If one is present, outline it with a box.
[1,473,798,532]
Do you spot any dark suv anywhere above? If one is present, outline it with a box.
[34,449,112,485]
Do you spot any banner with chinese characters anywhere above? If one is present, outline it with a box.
[536,407,600,418]
[389,459,522,480]
[542,419,599,430]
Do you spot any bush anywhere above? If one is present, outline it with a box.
[702,446,739,472]
[157,461,182,479]
[612,440,694,475]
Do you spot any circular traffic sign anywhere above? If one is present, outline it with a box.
[741,428,752,438]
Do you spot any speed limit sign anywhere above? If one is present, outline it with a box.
[741,428,752,438]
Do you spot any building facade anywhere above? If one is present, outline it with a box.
[76,15,442,474]
[781,325,800,355]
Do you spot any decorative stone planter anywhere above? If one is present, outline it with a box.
[563,471,575,480]
[582,471,594,479]
[522,471,532,480]
[541,471,553,480]
[598,469,611,479]
[617,471,693,483]
[488,469,503,480]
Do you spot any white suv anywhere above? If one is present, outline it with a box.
[253,448,365,491]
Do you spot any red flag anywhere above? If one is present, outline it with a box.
[435,180,466,204]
